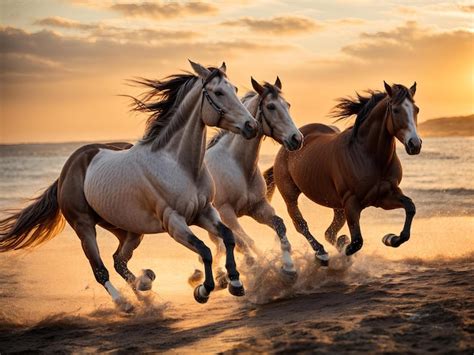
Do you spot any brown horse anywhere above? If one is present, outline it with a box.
[264,82,421,263]
[0,61,259,310]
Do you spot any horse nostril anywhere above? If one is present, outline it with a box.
[408,138,415,150]
[244,120,254,132]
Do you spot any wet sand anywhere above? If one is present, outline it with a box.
[0,246,472,353]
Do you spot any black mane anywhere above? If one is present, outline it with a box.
[128,67,223,150]
[331,84,413,138]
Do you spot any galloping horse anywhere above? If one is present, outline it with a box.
[192,77,303,286]
[264,82,421,263]
[0,61,259,310]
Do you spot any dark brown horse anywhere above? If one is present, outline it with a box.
[264,82,421,264]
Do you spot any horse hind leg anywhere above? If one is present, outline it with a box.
[324,209,350,252]
[274,164,329,266]
[71,218,133,312]
[104,226,155,293]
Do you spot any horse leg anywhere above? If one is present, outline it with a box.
[196,204,245,297]
[71,218,133,312]
[188,233,227,290]
[379,190,416,248]
[106,227,156,293]
[249,200,297,280]
[166,212,215,304]
[216,205,259,267]
[284,196,329,266]
[343,196,363,256]
[324,209,349,252]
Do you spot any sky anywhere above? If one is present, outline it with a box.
[0,0,473,143]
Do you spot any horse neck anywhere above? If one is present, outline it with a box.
[357,98,396,167]
[226,95,263,175]
[165,86,207,178]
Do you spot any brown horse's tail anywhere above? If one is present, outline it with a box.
[263,167,276,201]
[0,179,64,252]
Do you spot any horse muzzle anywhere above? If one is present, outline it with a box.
[405,137,422,155]
[284,133,304,152]
[241,120,258,139]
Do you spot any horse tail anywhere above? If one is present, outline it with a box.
[263,167,276,201]
[0,179,64,252]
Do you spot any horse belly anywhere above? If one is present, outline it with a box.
[84,151,164,234]
[290,140,343,209]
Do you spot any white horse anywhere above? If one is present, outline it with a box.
[190,77,304,287]
[0,61,259,310]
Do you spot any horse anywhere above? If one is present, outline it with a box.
[264,82,421,264]
[190,77,304,287]
[0,61,259,311]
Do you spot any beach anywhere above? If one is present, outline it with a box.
[0,137,473,353]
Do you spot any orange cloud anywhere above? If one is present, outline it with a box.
[221,16,321,35]
[34,17,198,42]
[110,1,218,20]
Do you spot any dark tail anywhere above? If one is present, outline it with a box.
[263,167,276,201]
[0,180,64,252]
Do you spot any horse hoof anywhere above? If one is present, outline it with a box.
[228,280,245,297]
[215,270,229,290]
[336,235,350,252]
[315,253,329,267]
[193,285,209,304]
[280,266,298,283]
[345,242,362,256]
[116,299,134,313]
[136,269,155,291]
[188,269,204,287]
[382,233,398,247]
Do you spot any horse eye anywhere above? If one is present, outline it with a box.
[215,91,224,97]
[393,108,400,114]
[267,103,276,110]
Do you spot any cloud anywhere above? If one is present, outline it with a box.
[110,1,218,20]
[221,15,321,35]
[0,26,292,82]
[34,16,198,42]
[34,16,96,31]
[458,4,474,13]
[328,17,366,26]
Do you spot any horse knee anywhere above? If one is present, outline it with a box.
[216,223,235,248]
[196,240,213,265]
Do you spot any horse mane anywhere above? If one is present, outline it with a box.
[128,67,222,151]
[207,82,280,149]
[331,84,412,138]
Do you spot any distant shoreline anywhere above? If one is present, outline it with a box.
[418,114,473,137]
[1,114,473,145]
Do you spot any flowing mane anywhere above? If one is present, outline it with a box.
[331,84,413,139]
[207,82,280,149]
[128,68,223,150]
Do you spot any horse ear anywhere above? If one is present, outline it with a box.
[410,81,417,97]
[219,62,227,73]
[384,81,393,97]
[189,59,211,79]
[251,77,265,95]
[275,76,282,89]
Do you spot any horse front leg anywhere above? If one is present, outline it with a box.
[379,189,416,248]
[196,204,245,297]
[250,200,297,281]
[344,196,364,256]
[165,211,215,304]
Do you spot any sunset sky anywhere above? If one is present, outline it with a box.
[1,0,472,143]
